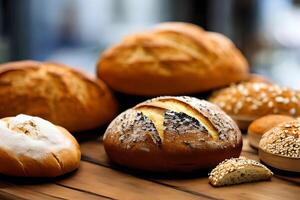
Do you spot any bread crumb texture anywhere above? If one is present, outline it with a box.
[209,157,273,187]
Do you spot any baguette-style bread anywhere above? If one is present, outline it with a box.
[259,120,300,172]
[98,22,249,96]
[103,96,242,172]
[0,60,118,132]
[209,157,273,187]
[248,115,294,149]
[210,82,300,129]
[0,114,81,177]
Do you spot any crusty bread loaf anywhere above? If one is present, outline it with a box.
[97,22,249,96]
[210,82,300,129]
[248,115,294,149]
[209,157,273,187]
[259,120,300,172]
[103,96,242,172]
[0,114,81,177]
[0,60,118,132]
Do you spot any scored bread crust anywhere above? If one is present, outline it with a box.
[0,116,81,177]
[97,22,249,95]
[0,60,118,132]
[103,96,242,172]
[209,82,300,129]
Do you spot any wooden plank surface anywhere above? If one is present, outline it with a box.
[0,133,299,200]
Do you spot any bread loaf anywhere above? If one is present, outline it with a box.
[210,82,300,129]
[259,120,300,172]
[0,114,81,177]
[98,22,249,95]
[0,60,118,132]
[103,96,242,172]
[248,115,294,149]
[209,157,273,187]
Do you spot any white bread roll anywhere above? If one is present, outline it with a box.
[0,114,81,177]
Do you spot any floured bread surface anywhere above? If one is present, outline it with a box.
[0,114,81,177]
[209,157,273,187]
[103,96,242,172]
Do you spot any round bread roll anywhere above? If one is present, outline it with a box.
[0,114,81,177]
[248,115,294,149]
[97,22,249,96]
[0,60,118,132]
[259,120,300,172]
[209,82,300,129]
[103,96,242,172]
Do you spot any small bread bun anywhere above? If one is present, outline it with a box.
[103,96,242,172]
[98,22,249,96]
[210,82,300,129]
[259,120,300,172]
[209,157,273,187]
[0,114,81,177]
[248,115,294,149]
[0,60,118,132]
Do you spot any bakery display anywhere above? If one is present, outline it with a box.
[210,82,300,129]
[97,22,249,96]
[248,115,294,149]
[0,114,81,177]
[103,96,242,172]
[209,157,273,187]
[259,120,300,172]
[0,60,118,132]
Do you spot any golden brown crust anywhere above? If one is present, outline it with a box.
[103,96,242,172]
[0,116,81,177]
[0,60,118,132]
[258,120,300,172]
[248,115,294,149]
[97,22,249,95]
[259,120,300,158]
[248,115,294,136]
[209,157,273,186]
[210,82,300,129]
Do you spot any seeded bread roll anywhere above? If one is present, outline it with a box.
[103,96,242,172]
[248,115,294,149]
[210,82,300,129]
[0,60,118,132]
[98,22,249,96]
[0,114,81,177]
[259,120,300,172]
[209,157,273,187]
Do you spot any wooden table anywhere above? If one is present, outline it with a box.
[0,133,299,200]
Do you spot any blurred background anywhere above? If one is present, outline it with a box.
[0,0,300,88]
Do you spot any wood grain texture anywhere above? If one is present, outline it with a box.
[0,134,299,200]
